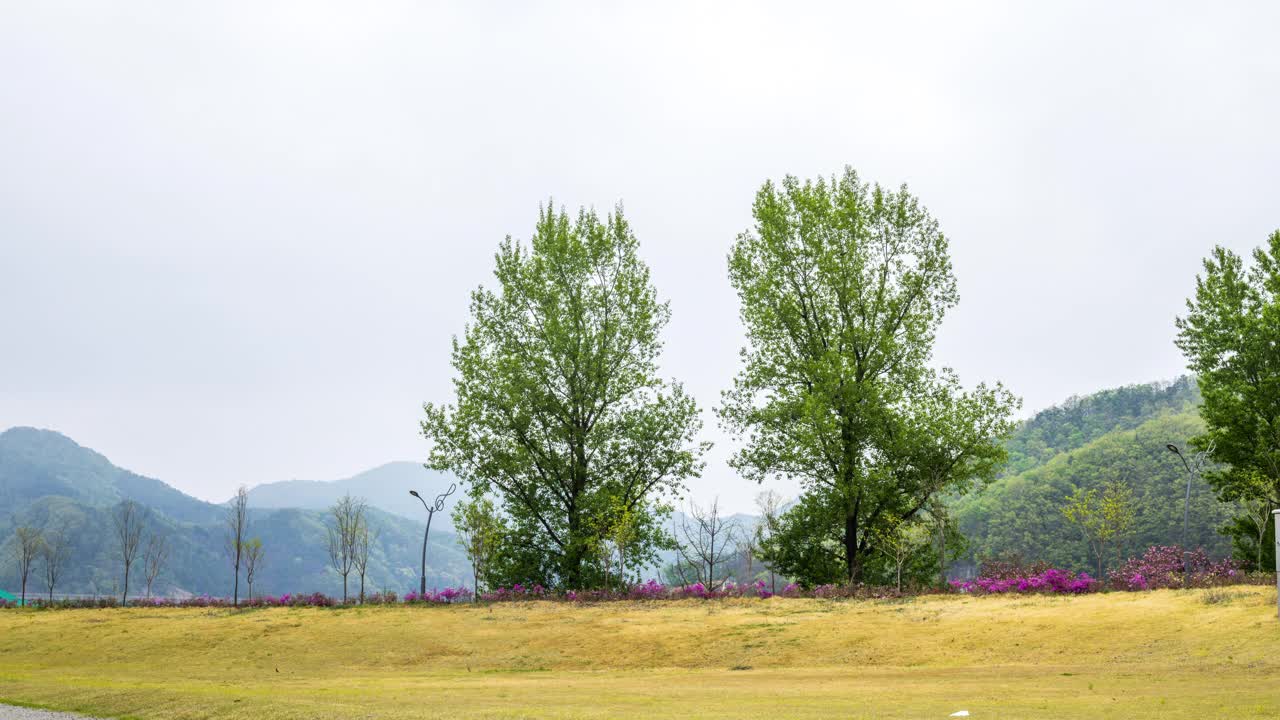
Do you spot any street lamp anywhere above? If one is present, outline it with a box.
[410,483,456,596]
[1166,444,1194,550]
[1166,442,1213,584]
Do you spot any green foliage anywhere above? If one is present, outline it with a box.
[1221,510,1276,573]
[755,490,846,586]
[1218,469,1277,571]
[451,496,503,594]
[422,203,708,589]
[953,410,1233,572]
[719,167,1018,583]
[1061,480,1136,577]
[1175,231,1280,555]
[875,517,934,592]
[1001,377,1201,477]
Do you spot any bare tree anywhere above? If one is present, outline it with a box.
[40,525,71,603]
[326,494,366,603]
[10,526,43,606]
[225,485,249,606]
[143,532,169,599]
[674,498,738,590]
[112,500,146,605]
[242,538,265,601]
[352,522,377,603]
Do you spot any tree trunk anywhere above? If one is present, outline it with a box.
[343,575,348,604]
[122,565,130,606]
[359,574,365,604]
[844,514,861,583]
[938,517,947,587]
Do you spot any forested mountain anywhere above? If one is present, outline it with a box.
[1000,376,1201,477]
[0,428,470,598]
[951,377,1233,575]
[244,462,457,531]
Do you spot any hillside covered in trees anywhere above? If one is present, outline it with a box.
[951,377,1234,575]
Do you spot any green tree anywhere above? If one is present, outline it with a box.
[600,497,643,590]
[1223,470,1276,572]
[1061,480,1136,578]
[720,168,1018,583]
[1175,231,1280,563]
[452,496,503,597]
[423,204,708,589]
[876,516,932,592]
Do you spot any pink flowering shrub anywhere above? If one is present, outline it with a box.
[1107,546,1242,591]
[951,568,1098,595]
[404,587,473,604]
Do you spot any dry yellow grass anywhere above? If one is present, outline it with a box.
[2,587,1278,719]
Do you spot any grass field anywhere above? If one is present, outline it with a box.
[2,587,1278,720]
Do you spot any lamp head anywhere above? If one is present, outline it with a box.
[409,490,421,498]
[1166,444,1180,454]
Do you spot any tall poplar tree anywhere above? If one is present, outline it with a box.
[422,204,707,589]
[720,168,1018,584]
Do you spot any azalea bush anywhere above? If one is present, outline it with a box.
[955,546,1265,595]
[404,587,472,604]
[1107,546,1244,591]
[951,568,1099,595]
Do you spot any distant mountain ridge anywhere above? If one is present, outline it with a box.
[244,461,458,531]
[0,428,469,598]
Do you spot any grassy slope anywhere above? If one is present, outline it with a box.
[2,589,1279,720]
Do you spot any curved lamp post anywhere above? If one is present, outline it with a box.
[1166,442,1213,584]
[410,483,456,596]
[1165,444,1195,550]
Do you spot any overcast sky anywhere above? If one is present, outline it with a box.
[2,1,1278,512]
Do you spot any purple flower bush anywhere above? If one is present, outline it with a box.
[1107,546,1243,591]
[404,587,472,604]
[951,568,1098,595]
[954,546,1259,595]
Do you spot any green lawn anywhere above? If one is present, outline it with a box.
[2,587,1278,719]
